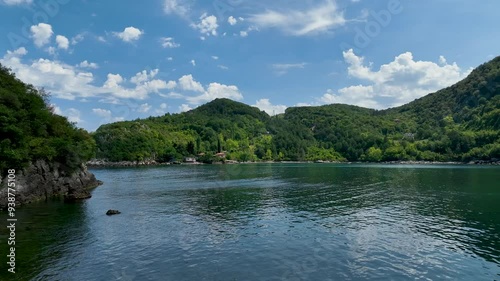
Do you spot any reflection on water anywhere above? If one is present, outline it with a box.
[0,164,499,280]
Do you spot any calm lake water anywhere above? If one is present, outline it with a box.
[1,163,499,280]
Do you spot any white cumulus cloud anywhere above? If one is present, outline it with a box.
[30,23,53,47]
[0,48,179,100]
[92,108,112,118]
[178,74,204,92]
[253,99,287,115]
[228,16,238,25]
[78,60,99,69]
[179,104,192,112]
[191,13,218,38]
[319,50,472,109]
[114,26,144,42]
[186,82,243,105]
[56,35,69,49]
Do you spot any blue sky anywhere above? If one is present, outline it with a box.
[1,0,499,131]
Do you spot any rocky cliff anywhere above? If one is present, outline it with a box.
[0,160,102,209]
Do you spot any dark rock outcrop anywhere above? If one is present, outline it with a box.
[0,160,102,209]
[106,209,121,215]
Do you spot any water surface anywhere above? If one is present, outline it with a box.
[1,163,499,280]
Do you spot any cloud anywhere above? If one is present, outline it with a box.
[217,65,229,70]
[178,74,204,92]
[130,69,158,84]
[71,33,85,45]
[2,0,32,5]
[0,48,177,100]
[130,69,176,93]
[211,55,219,60]
[114,26,143,42]
[92,108,112,118]
[136,103,152,113]
[55,35,69,50]
[165,80,177,89]
[272,63,307,75]
[1,48,244,110]
[154,103,169,116]
[341,49,471,107]
[160,37,180,48]
[103,73,123,88]
[1,48,98,100]
[191,13,218,38]
[66,108,82,123]
[228,16,237,25]
[253,99,287,115]
[160,92,184,99]
[164,0,190,17]
[78,60,99,69]
[91,107,127,125]
[319,87,380,108]
[7,47,27,56]
[46,46,57,55]
[53,105,83,125]
[190,59,196,66]
[239,26,258,37]
[249,0,345,36]
[179,104,192,112]
[439,55,447,65]
[30,23,53,47]
[186,82,243,104]
[318,50,472,109]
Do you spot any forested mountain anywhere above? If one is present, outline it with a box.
[96,56,500,163]
[0,64,96,174]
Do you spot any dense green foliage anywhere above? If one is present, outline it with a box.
[92,56,498,163]
[0,64,96,174]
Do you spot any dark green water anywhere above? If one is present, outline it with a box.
[1,164,499,280]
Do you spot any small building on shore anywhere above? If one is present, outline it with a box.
[184,157,196,163]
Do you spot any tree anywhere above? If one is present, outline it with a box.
[364,147,382,162]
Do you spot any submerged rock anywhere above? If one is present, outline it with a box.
[106,209,121,216]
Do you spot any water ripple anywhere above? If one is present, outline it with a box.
[1,164,498,281]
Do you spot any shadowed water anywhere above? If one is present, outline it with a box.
[1,164,499,280]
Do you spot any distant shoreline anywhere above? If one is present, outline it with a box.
[86,159,500,168]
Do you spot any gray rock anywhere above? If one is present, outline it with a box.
[0,160,102,209]
[106,209,121,215]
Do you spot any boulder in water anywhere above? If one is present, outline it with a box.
[106,209,121,216]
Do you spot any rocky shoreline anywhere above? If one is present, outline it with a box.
[383,160,500,165]
[87,159,168,167]
[86,159,500,168]
[0,160,102,209]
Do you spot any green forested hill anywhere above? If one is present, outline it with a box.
[94,99,272,162]
[95,56,500,163]
[0,65,96,174]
